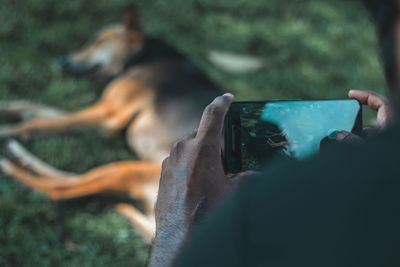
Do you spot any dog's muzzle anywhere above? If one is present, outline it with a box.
[60,57,100,77]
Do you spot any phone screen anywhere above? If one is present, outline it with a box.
[224,100,362,172]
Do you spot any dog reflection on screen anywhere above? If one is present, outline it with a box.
[241,120,292,170]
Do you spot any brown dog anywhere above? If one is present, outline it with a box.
[0,7,222,242]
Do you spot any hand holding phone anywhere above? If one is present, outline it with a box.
[224,99,362,173]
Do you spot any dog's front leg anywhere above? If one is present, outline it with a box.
[0,103,111,139]
[0,100,66,121]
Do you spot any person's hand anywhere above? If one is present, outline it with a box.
[349,89,393,129]
[327,90,394,144]
[148,93,255,267]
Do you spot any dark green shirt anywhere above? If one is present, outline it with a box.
[174,122,400,266]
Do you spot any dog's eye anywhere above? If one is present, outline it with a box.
[86,35,100,45]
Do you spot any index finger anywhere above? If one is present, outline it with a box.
[348,90,387,111]
[196,93,234,141]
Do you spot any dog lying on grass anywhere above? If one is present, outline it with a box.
[0,6,222,243]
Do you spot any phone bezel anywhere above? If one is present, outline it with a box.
[223,99,363,173]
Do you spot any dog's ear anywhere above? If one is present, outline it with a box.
[124,5,141,31]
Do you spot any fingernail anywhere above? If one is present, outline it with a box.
[328,129,339,140]
[223,93,234,99]
[336,131,351,141]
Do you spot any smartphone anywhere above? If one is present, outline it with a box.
[224,99,362,173]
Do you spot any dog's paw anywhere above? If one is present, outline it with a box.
[0,127,14,140]
[0,158,13,175]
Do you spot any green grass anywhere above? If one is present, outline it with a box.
[0,0,386,266]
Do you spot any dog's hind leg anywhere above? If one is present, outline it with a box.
[116,203,155,243]
[0,158,160,242]
[5,140,74,178]
[0,158,160,199]
[0,101,66,121]
[4,141,158,240]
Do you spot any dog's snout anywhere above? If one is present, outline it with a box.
[60,57,73,72]
[59,56,100,76]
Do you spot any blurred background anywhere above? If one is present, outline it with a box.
[0,0,385,266]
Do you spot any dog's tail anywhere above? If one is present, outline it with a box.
[207,50,265,74]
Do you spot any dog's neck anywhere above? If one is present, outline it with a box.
[98,38,186,85]
[122,37,184,72]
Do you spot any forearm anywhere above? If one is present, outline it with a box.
[148,227,188,267]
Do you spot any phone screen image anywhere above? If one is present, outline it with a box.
[225,100,362,172]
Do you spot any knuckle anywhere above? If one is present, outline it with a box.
[382,97,389,104]
[183,130,197,141]
[171,139,186,153]
[189,129,198,139]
